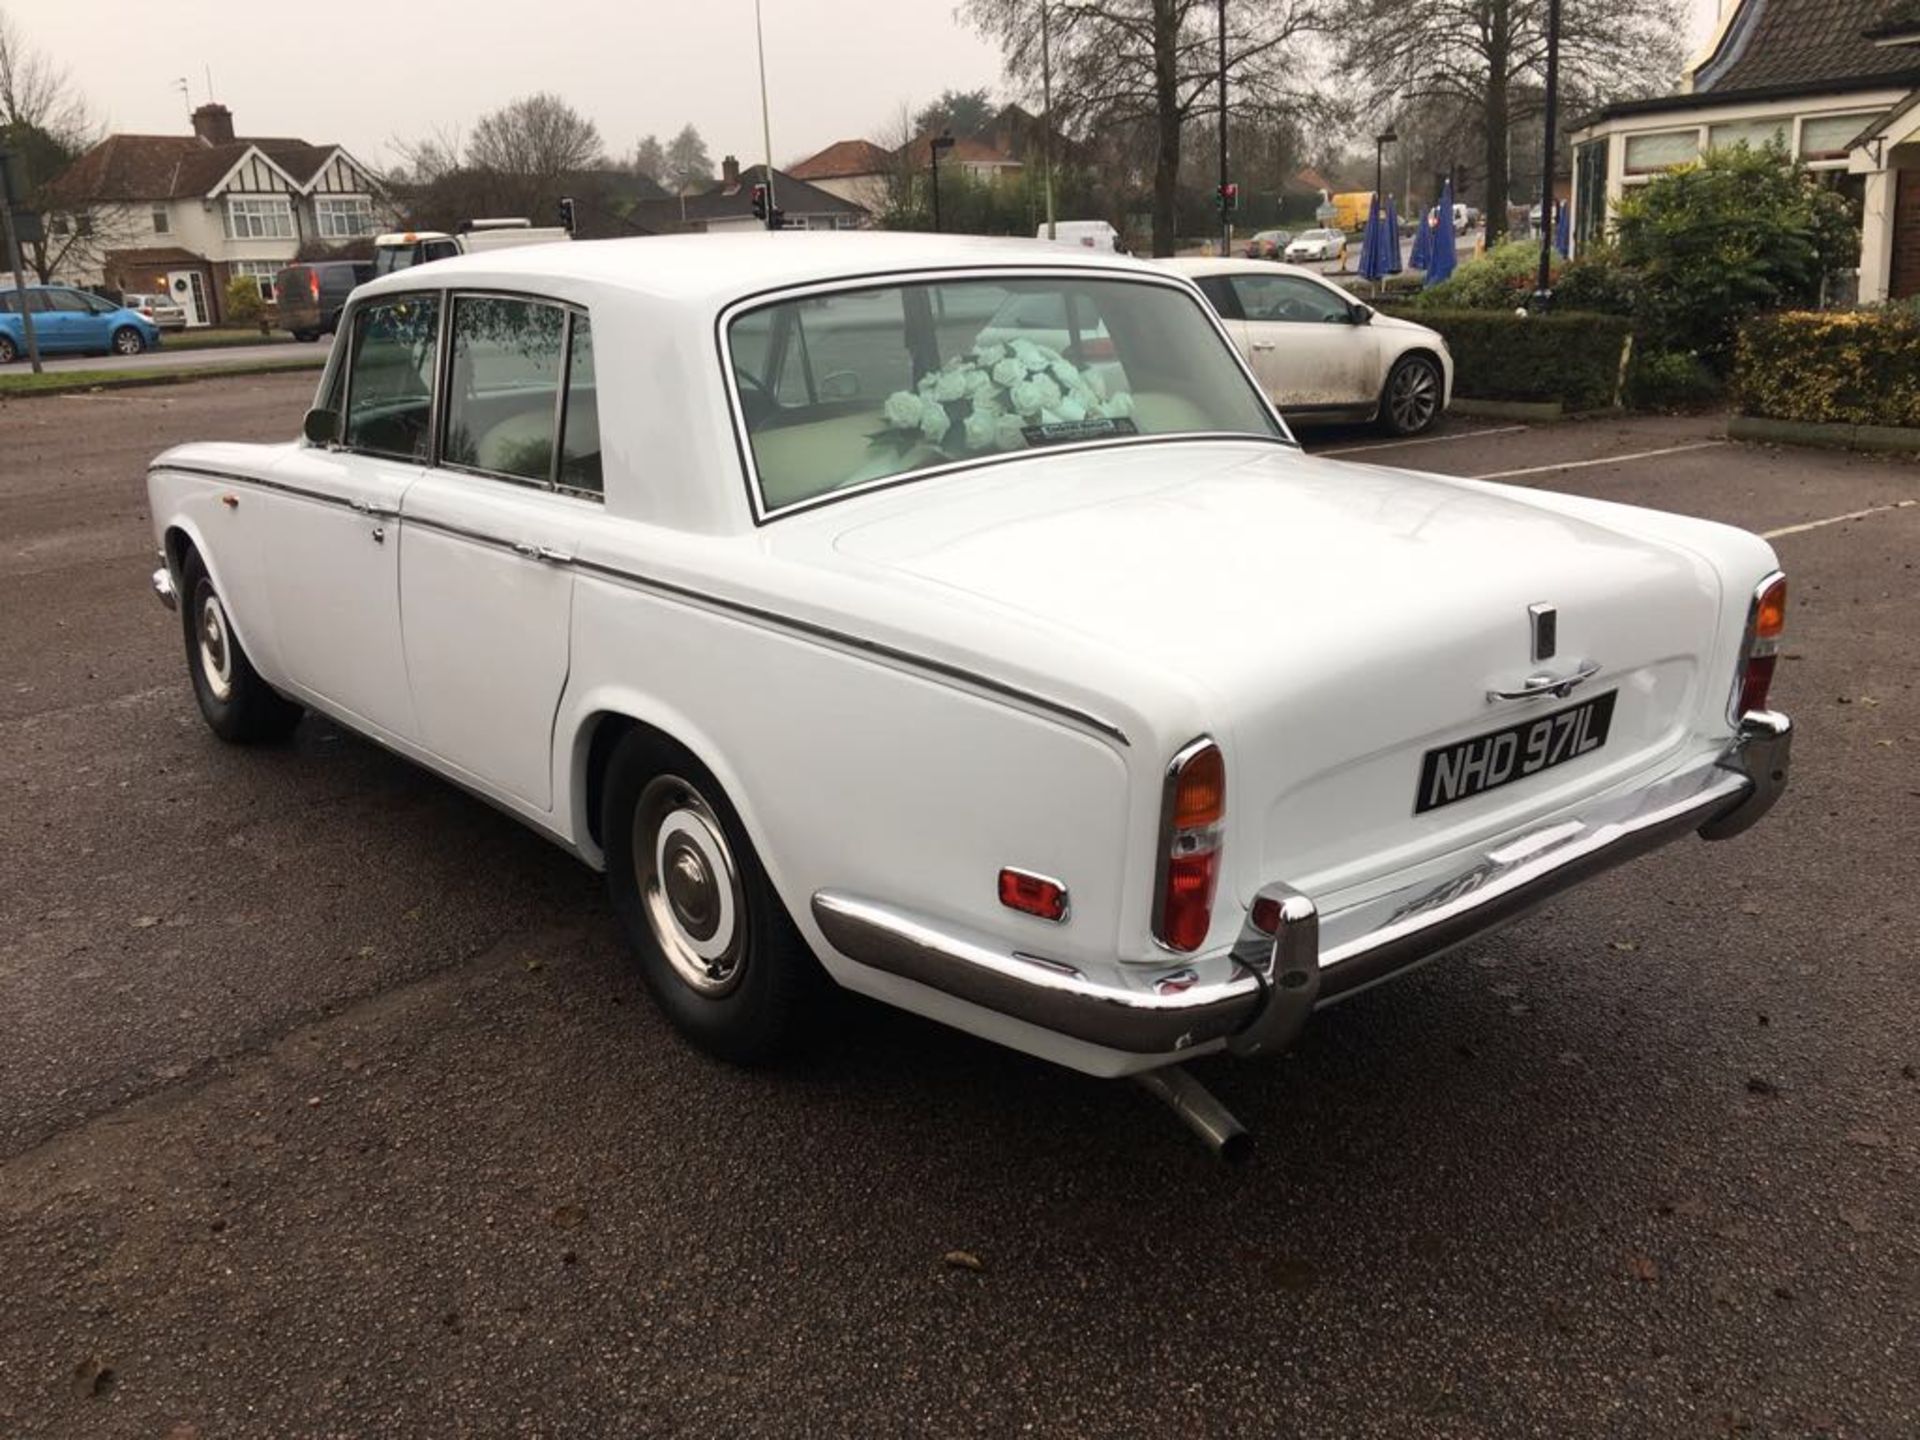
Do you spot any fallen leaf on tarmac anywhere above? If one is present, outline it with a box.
[305,1095,322,1108]
[162,1425,200,1440]
[69,1356,115,1399]
[549,1204,587,1231]
[1746,1075,1779,1097]
[1903,1065,1917,1081]
[942,1250,984,1272]
[1608,939,1638,952]
[1838,1207,1875,1235]
[1846,1128,1892,1150]
[131,916,159,928]
[1857,696,1880,708]
[1659,1194,1707,1219]
[1624,1253,1660,1283]
[1740,903,1764,916]
[523,959,544,972]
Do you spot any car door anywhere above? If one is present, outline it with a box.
[29,291,80,352]
[1226,272,1381,411]
[264,289,439,741]
[398,291,595,810]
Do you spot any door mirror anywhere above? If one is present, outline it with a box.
[302,407,340,445]
[818,370,862,400]
[1348,302,1374,326]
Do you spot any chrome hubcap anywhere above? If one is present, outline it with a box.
[633,775,746,997]
[1391,362,1438,431]
[197,590,233,701]
[115,330,141,354]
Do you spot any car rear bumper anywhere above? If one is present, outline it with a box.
[811,712,1790,1062]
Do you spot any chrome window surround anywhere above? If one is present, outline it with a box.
[713,265,1299,526]
[1149,735,1222,954]
[336,288,442,465]
[1725,568,1786,726]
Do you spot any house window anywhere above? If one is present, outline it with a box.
[315,196,375,239]
[151,205,170,235]
[230,260,282,303]
[1799,114,1871,163]
[1707,118,1788,154]
[1623,130,1700,175]
[225,195,294,239]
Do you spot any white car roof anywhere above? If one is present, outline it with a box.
[1158,256,1335,283]
[355,232,1163,310]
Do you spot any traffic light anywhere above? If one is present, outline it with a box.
[751,184,768,222]
[1217,182,1240,214]
[556,195,576,234]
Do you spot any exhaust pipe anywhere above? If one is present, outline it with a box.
[1135,1065,1251,1163]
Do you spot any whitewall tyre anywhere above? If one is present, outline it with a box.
[179,551,303,743]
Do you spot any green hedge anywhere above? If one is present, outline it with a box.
[1404,309,1633,411]
[1733,310,1920,428]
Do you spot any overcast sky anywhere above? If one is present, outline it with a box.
[14,0,1721,174]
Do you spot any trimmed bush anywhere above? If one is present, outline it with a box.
[223,275,264,326]
[1410,239,1554,311]
[1626,349,1724,412]
[1412,309,1632,411]
[1733,310,1920,428]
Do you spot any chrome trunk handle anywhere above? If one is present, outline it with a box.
[1487,659,1601,703]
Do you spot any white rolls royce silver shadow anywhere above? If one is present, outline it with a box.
[147,234,1790,1154]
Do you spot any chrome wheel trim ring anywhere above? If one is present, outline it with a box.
[633,775,747,997]
[197,589,234,702]
[113,328,143,355]
[1390,361,1438,431]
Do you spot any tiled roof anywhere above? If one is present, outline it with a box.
[1864,0,1920,35]
[626,164,867,234]
[48,133,351,205]
[1695,0,1920,94]
[789,139,893,181]
[900,135,1023,169]
[102,246,210,268]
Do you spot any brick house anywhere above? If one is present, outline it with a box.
[1566,0,1920,303]
[46,103,389,325]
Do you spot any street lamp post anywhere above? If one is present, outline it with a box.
[1373,128,1398,208]
[929,132,956,232]
[1040,0,1055,241]
[1534,0,1563,306]
[0,150,43,374]
[1217,0,1230,257]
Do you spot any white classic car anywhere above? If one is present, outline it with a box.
[147,234,1790,1155]
[1165,257,1453,435]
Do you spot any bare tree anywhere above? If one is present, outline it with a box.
[466,92,605,218]
[967,0,1324,256]
[664,125,712,194]
[1338,0,1682,241]
[0,7,88,147]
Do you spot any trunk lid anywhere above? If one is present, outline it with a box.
[809,440,1727,900]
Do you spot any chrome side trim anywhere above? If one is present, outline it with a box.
[151,563,177,612]
[568,555,1131,748]
[149,463,364,517]
[811,722,1783,1059]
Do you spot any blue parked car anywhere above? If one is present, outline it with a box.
[0,285,163,362]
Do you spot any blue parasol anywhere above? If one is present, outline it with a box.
[1409,204,1434,273]
[1424,177,1459,286]
[1383,194,1404,274]
[1357,192,1394,283]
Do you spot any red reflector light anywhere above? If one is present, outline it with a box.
[998,868,1067,922]
[1739,653,1777,715]
[1160,850,1220,952]
[1250,894,1281,935]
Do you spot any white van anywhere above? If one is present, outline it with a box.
[1036,220,1124,253]
[373,218,572,276]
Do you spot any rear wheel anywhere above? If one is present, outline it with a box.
[179,551,303,743]
[602,731,820,1064]
[111,326,146,357]
[0,334,16,363]
[1380,354,1443,436]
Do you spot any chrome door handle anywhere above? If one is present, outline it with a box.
[352,498,400,519]
[1250,341,1276,351]
[511,541,573,564]
[1486,660,1601,703]
[370,525,385,545]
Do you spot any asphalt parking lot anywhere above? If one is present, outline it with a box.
[1,375,1915,1437]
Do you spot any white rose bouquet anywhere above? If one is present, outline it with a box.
[869,338,1137,462]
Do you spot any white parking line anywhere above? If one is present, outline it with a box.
[1318,425,1529,457]
[1468,441,1728,481]
[1763,499,1917,540]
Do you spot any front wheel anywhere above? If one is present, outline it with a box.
[0,334,16,363]
[602,732,820,1064]
[1380,354,1444,437]
[179,552,303,743]
[111,326,147,357]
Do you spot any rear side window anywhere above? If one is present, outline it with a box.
[558,315,599,495]
[343,292,440,461]
[443,295,567,484]
[0,293,14,313]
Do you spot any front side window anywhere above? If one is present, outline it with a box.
[728,275,1282,515]
[443,295,567,483]
[46,290,93,313]
[225,195,294,239]
[317,196,375,239]
[1230,274,1352,325]
[343,292,440,460]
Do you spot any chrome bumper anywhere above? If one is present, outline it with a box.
[811,712,1791,1060]
[151,560,177,612]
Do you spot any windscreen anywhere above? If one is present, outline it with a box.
[727,275,1282,515]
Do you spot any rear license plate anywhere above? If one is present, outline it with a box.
[1416,691,1617,814]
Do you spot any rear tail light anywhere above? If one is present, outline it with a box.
[1734,572,1787,716]
[309,270,320,301]
[1153,739,1225,953]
